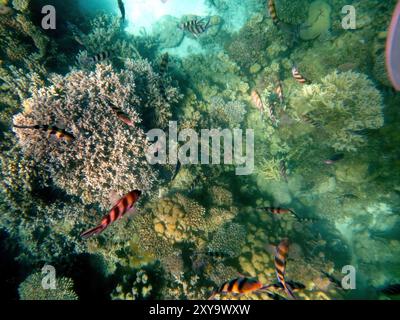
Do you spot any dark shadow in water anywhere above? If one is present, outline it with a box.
[0,231,23,300]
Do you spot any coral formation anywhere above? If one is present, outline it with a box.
[13,60,179,207]
[299,0,331,40]
[19,272,78,300]
[289,71,384,152]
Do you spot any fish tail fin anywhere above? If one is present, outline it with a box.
[208,292,217,300]
[284,283,296,300]
[81,224,106,239]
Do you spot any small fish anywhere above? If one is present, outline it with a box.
[320,270,342,289]
[81,190,142,239]
[259,207,295,216]
[266,101,278,126]
[274,239,296,299]
[270,280,306,292]
[380,284,400,296]
[117,0,125,22]
[159,52,169,75]
[268,0,280,26]
[209,277,269,300]
[275,80,285,105]
[13,124,75,142]
[302,113,322,128]
[108,101,134,126]
[179,18,210,38]
[324,153,344,165]
[171,159,181,181]
[251,90,264,114]
[279,160,288,182]
[79,51,112,65]
[292,66,311,84]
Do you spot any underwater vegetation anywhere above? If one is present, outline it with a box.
[0,0,399,301]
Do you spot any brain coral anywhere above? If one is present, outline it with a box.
[12,60,175,206]
[289,71,384,152]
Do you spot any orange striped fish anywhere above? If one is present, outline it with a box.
[268,0,280,25]
[13,124,75,142]
[292,66,311,84]
[106,100,134,126]
[208,277,268,300]
[81,190,142,239]
[251,90,264,114]
[274,239,296,299]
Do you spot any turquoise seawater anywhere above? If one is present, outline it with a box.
[0,0,399,300]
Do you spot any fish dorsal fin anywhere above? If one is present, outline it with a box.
[109,190,122,207]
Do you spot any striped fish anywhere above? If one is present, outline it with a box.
[108,101,134,126]
[251,90,264,114]
[260,207,296,216]
[79,51,112,65]
[179,18,210,37]
[274,239,296,299]
[380,284,400,296]
[268,0,280,25]
[270,280,306,292]
[13,124,75,142]
[266,101,278,126]
[117,0,125,22]
[159,52,169,75]
[292,66,311,84]
[209,277,268,300]
[81,190,142,239]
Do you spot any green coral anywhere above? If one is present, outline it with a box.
[289,71,384,152]
[19,272,78,300]
[275,0,309,25]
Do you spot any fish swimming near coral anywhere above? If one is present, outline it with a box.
[81,190,142,239]
[324,153,344,165]
[267,0,280,26]
[171,159,181,181]
[275,80,285,105]
[66,22,85,46]
[292,66,311,84]
[251,90,264,115]
[13,124,75,142]
[78,51,113,65]
[320,270,342,289]
[159,52,169,75]
[259,207,296,216]
[274,238,296,299]
[179,18,210,38]
[380,284,400,296]
[270,280,306,292]
[208,277,271,300]
[107,100,134,126]
[117,0,125,22]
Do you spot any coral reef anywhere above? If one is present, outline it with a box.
[18,272,78,300]
[289,71,384,152]
[208,96,247,128]
[299,0,331,41]
[12,60,179,207]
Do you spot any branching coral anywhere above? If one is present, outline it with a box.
[209,96,247,128]
[289,71,384,152]
[12,60,179,206]
[18,272,78,300]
